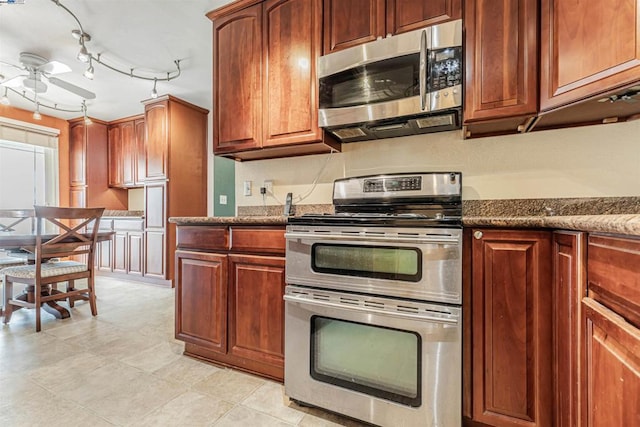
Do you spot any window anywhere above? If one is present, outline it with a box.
[0,118,59,233]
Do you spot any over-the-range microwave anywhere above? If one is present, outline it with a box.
[318,19,462,142]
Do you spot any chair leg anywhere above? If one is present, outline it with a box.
[2,277,12,324]
[34,282,41,332]
[67,279,75,308]
[88,275,97,316]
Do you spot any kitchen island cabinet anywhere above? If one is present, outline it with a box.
[323,0,461,54]
[173,222,286,381]
[208,0,340,161]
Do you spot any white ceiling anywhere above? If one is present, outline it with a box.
[0,0,233,121]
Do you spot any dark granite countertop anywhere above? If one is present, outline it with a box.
[169,216,288,225]
[102,210,144,218]
[169,197,640,236]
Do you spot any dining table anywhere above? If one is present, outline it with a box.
[0,231,114,320]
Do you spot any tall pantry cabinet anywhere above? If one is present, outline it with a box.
[142,95,208,286]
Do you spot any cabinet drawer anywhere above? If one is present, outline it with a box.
[113,219,144,231]
[99,219,113,231]
[230,227,285,254]
[588,234,640,327]
[176,226,229,251]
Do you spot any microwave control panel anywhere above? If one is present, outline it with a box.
[429,46,462,92]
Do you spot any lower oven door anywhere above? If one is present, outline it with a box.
[284,285,461,427]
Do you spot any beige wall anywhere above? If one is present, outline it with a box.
[236,120,640,207]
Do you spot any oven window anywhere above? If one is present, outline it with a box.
[312,244,421,282]
[311,316,421,407]
[319,53,420,109]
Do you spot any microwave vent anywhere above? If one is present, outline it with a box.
[332,127,367,139]
[415,114,455,129]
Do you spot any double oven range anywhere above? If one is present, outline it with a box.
[284,172,463,427]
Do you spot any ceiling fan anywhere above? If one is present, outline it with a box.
[0,52,95,100]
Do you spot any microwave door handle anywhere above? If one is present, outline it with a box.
[419,29,427,111]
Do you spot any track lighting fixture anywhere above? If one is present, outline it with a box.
[33,102,42,120]
[53,0,182,85]
[0,87,10,105]
[84,59,94,80]
[151,78,158,99]
[82,100,92,124]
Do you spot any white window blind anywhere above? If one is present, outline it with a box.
[0,117,60,223]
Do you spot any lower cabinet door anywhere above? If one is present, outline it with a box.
[127,232,143,276]
[144,230,165,278]
[113,231,127,273]
[582,298,640,426]
[175,250,228,353]
[471,229,552,427]
[228,254,286,369]
[98,239,112,272]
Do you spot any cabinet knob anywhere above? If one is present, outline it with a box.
[474,231,483,240]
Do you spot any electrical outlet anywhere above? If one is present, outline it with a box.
[263,180,273,193]
[219,195,227,205]
[243,180,252,196]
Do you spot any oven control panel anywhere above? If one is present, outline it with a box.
[364,176,421,192]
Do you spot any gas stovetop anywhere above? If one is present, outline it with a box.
[288,172,462,227]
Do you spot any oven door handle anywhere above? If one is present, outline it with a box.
[285,232,459,245]
[283,294,459,325]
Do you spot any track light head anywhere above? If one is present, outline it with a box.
[77,41,90,63]
[0,87,9,105]
[151,78,158,99]
[33,103,42,120]
[84,63,94,80]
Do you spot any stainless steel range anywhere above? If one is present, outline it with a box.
[284,172,462,427]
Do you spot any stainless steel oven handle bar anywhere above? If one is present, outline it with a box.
[283,294,458,325]
[285,232,459,245]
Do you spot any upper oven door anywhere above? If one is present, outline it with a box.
[285,225,462,304]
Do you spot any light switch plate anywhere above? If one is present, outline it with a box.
[219,195,227,205]
[243,180,252,196]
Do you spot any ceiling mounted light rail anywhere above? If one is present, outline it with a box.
[50,0,182,98]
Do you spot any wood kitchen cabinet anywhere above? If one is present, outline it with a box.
[208,0,340,161]
[323,0,461,54]
[108,115,144,188]
[540,0,640,112]
[463,0,538,138]
[582,233,640,426]
[468,229,552,427]
[175,224,286,381]
[552,231,586,427]
[68,118,127,209]
[142,95,208,286]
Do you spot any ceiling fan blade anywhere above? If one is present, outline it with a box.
[47,76,96,99]
[0,75,26,87]
[0,60,24,71]
[39,61,71,75]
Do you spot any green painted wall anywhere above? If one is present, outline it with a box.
[213,156,235,217]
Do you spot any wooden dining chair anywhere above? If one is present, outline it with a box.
[1,206,104,332]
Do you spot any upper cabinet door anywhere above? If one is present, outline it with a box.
[213,4,263,153]
[387,0,461,35]
[120,121,135,187]
[323,0,461,55]
[69,122,86,187]
[134,118,146,186]
[107,125,122,187]
[464,0,538,123]
[540,0,640,111]
[145,101,168,180]
[262,0,323,147]
[323,0,385,54]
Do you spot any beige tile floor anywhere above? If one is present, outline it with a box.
[0,276,369,427]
